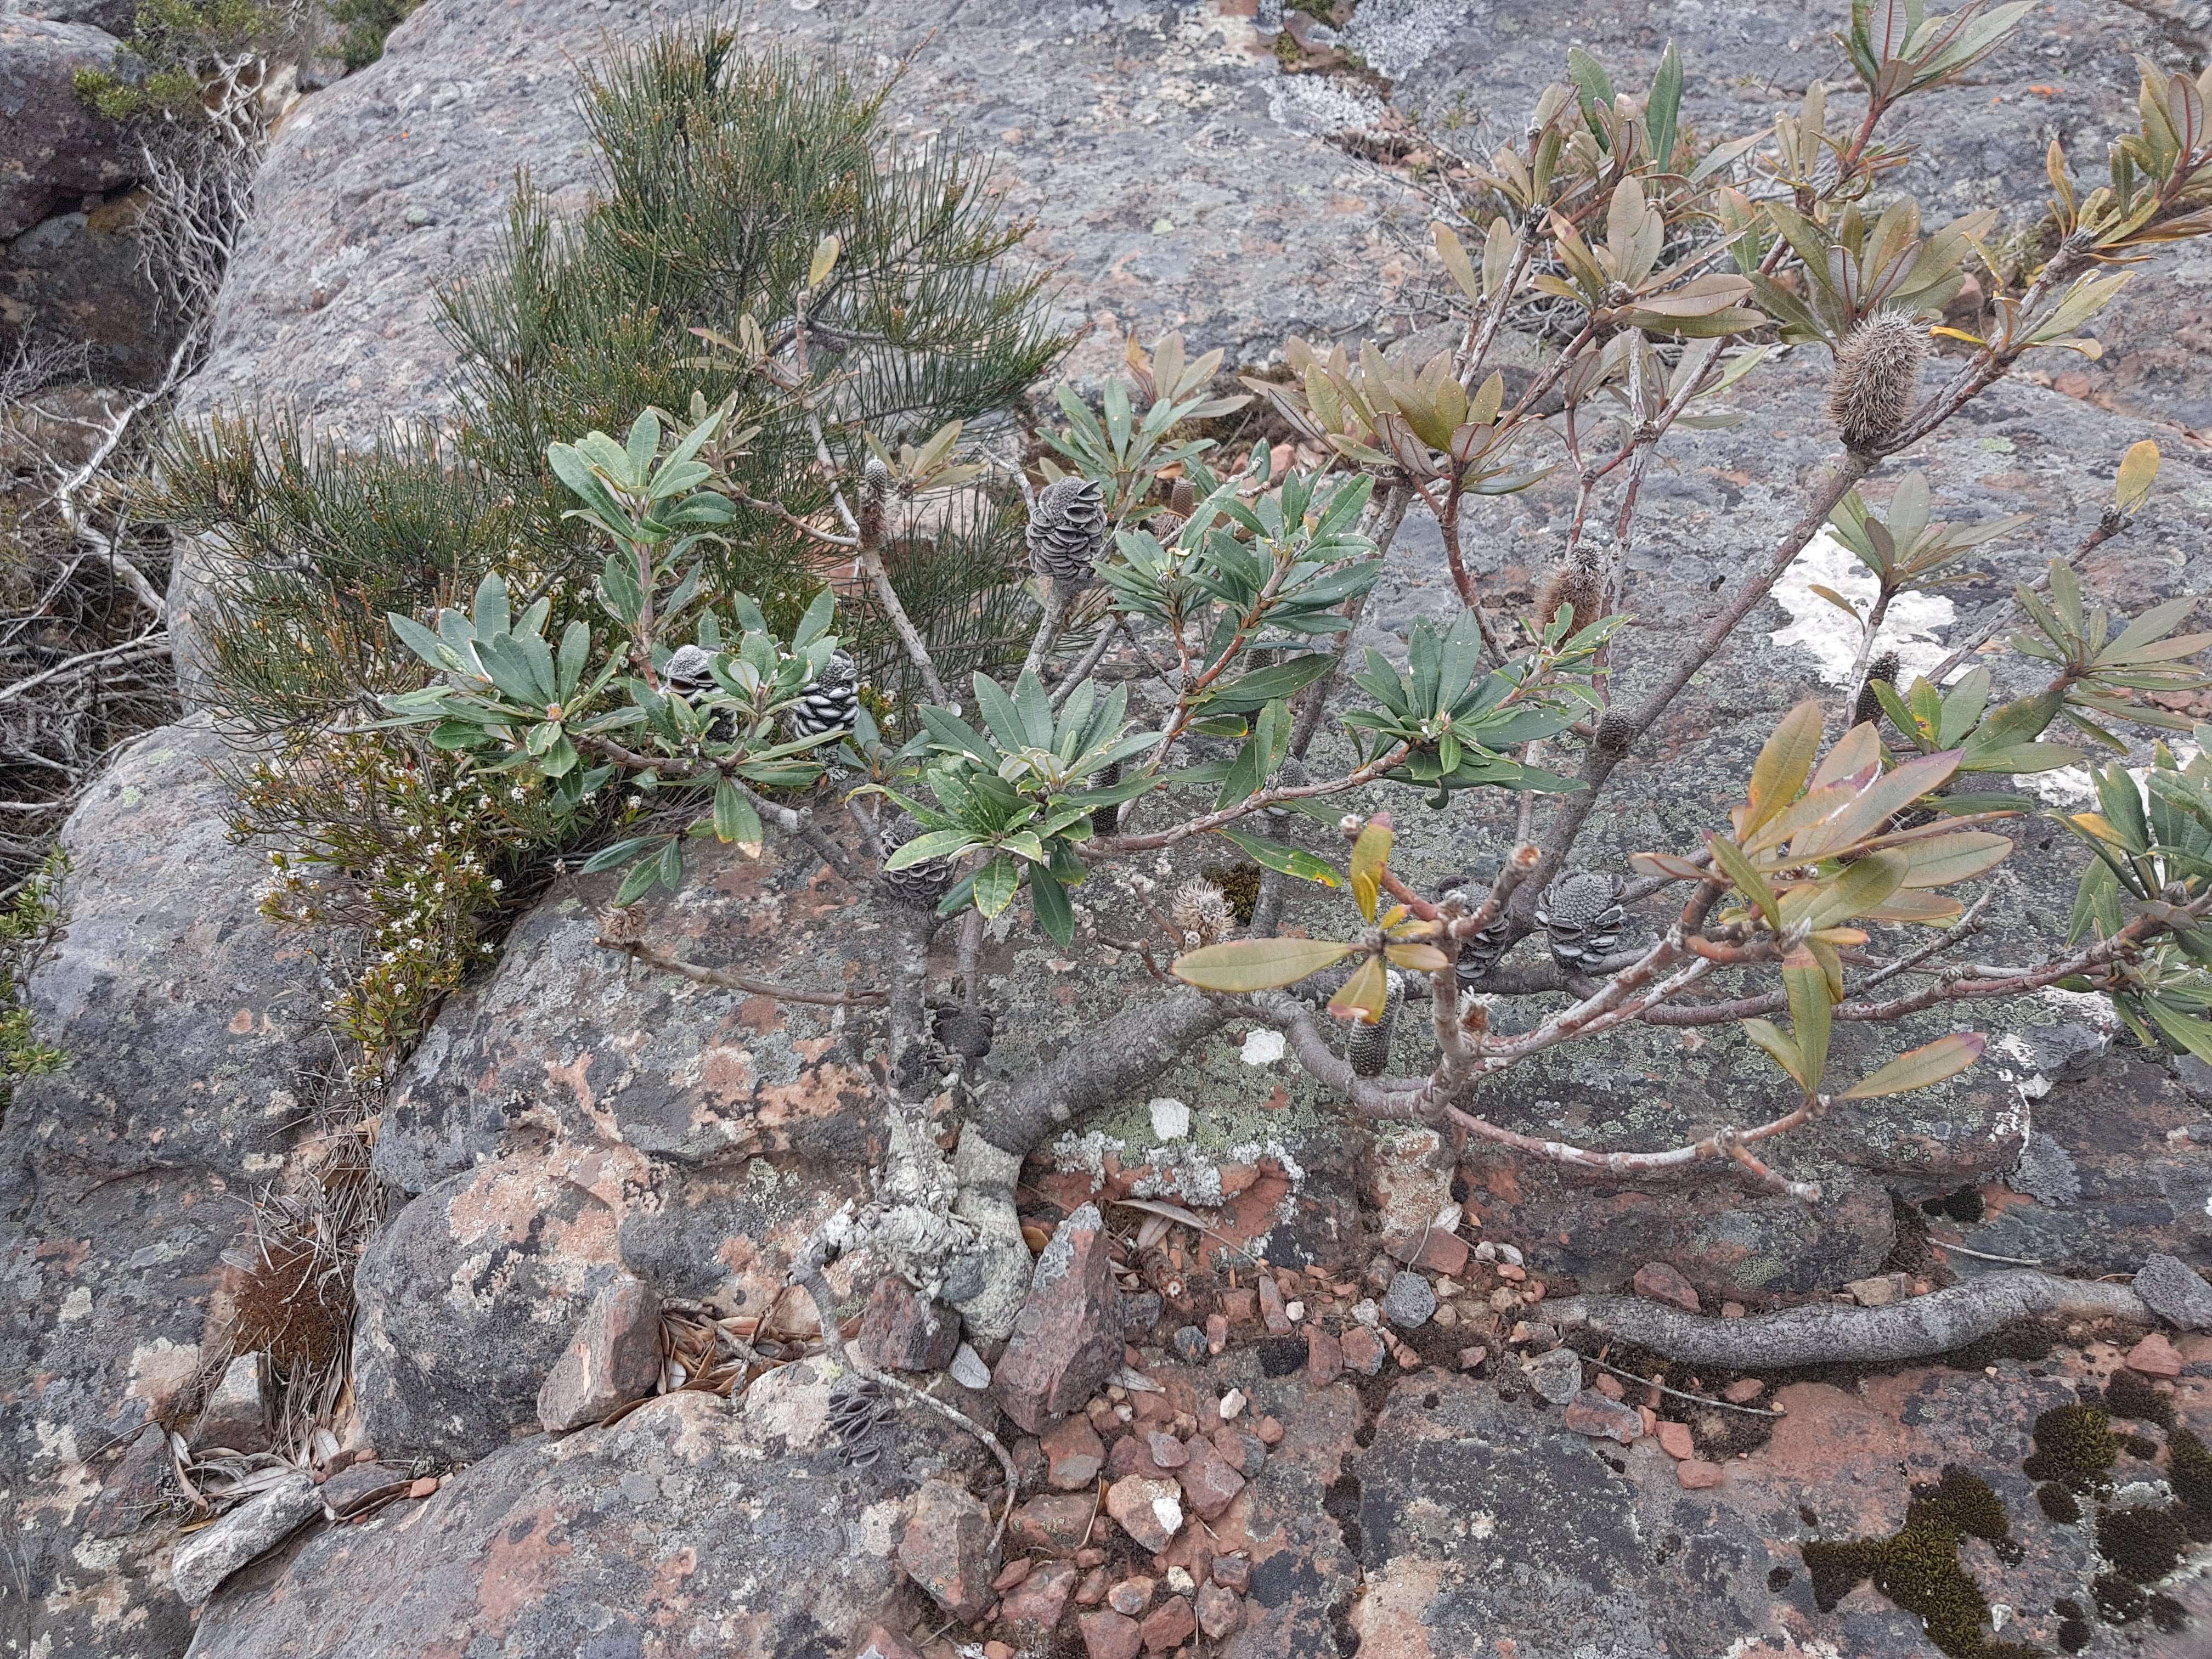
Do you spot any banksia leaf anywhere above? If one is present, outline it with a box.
[1828,313,1926,452]
[1172,937,1355,992]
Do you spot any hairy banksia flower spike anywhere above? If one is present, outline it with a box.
[1027,476,1107,586]
[1171,876,1237,949]
[1536,870,1627,969]
[1347,969,1402,1077]
[1535,541,1606,634]
[1829,313,1926,453]
[1854,650,1900,731]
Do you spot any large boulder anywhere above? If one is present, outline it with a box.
[0,18,135,240]
[182,1389,909,1658]
[0,718,320,1659]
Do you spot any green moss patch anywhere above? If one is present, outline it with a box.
[1800,1465,2030,1658]
[2021,1402,2116,1492]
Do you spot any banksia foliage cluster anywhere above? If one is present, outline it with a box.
[1828,313,1926,453]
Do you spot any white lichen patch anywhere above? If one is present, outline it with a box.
[1239,1029,1286,1066]
[1342,0,1482,78]
[1267,73,1390,137]
[1769,530,1956,686]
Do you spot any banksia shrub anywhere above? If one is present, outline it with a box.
[1828,313,1926,452]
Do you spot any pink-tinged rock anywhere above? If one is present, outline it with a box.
[1004,1566,1070,1628]
[1104,1475,1184,1552]
[1387,1227,1471,1277]
[1212,1553,1251,1590]
[1041,1415,1105,1490]
[1562,1390,1643,1444]
[1305,1324,1344,1387]
[1631,1262,1700,1313]
[1074,1565,1110,1606]
[1146,1431,1188,1469]
[897,1478,999,1622]
[992,1558,1033,1593]
[1173,1432,1247,1521]
[1205,1312,1228,1353]
[1656,1420,1695,1460]
[1008,1493,1095,1555]
[2126,1331,2185,1378]
[1077,1607,1143,1659]
[1458,1345,1489,1372]
[1254,1416,1285,1447]
[994,1204,1124,1434]
[1107,1575,1155,1615]
[1220,1287,1257,1325]
[1592,1372,1624,1400]
[1195,1579,1244,1640]
[536,1270,662,1432]
[1259,1276,1292,1335]
[847,1620,926,1659]
[855,1277,960,1372]
[1677,1458,1725,1489]
[1211,1426,1268,1479]
[1340,1325,1385,1375]
[1723,1378,1764,1403]
[1107,1432,1174,1481]
[1139,1594,1196,1652]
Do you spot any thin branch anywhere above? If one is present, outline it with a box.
[595,934,885,1006]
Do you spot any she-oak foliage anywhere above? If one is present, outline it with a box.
[176,14,2212,1211]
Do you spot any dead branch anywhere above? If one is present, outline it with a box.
[1550,1270,2152,1367]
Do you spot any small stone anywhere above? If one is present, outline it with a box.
[1382,1271,1436,1329]
[950,1342,992,1391]
[1212,1553,1252,1589]
[1221,1288,1257,1324]
[1340,1326,1385,1375]
[1077,1607,1143,1659]
[1146,1432,1188,1469]
[1284,1299,1305,1322]
[1173,1433,1246,1521]
[1172,1324,1207,1363]
[1218,1388,1247,1421]
[2135,1255,2212,1332]
[1511,1321,1559,1349]
[1197,1579,1244,1639]
[407,1475,438,1499]
[1387,1227,1471,1277]
[1305,1324,1344,1386]
[1720,1301,1747,1319]
[1433,1303,1458,1328]
[1139,1594,1196,1652]
[993,1558,1034,1593]
[1108,1576,1156,1616]
[1259,1277,1292,1335]
[994,1204,1125,1434]
[855,1276,962,1372]
[848,1622,926,1659]
[1254,1417,1284,1447]
[1593,1373,1625,1400]
[1165,1565,1195,1596]
[1525,1346,1583,1406]
[1077,1546,1108,1568]
[1074,1565,1110,1607]
[1042,1415,1105,1491]
[1723,1378,1764,1403]
[1458,1345,1488,1372]
[1497,1263,1526,1283]
[1205,1313,1228,1354]
[1563,1390,1643,1444]
[1657,1421,1695,1460]
[2126,1331,2185,1378]
[898,1478,1000,1622]
[1211,1426,1267,1479]
[1843,1272,1909,1308]
[1009,1493,1096,1555]
[1632,1262,1700,1313]
[170,1471,323,1606]
[1104,1475,1183,1552]
[985,1643,1015,1659]
[195,1353,269,1453]
[1677,1458,1726,1489]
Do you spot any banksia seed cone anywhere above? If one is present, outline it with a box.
[1854,650,1900,731]
[1535,543,1606,634]
[1090,759,1123,836]
[1171,876,1237,949]
[859,455,890,548]
[1027,477,1107,585]
[1536,870,1627,969]
[660,644,735,741]
[1829,313,1925,453]
[1453,916,1515,990]
[1346,969,1402,1078]
[878,812,955,907]
[934,1006,995,1063]
[783,648,859,741]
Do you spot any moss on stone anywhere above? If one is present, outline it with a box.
[2166,1427,2212,1526]
[2102,1369,2175,1430]
[1801,1465,2026,1658]
[2096,1505,2190,1585]
[2035,1482,2080,1524]
[2021,1402,2115,1492]
[1203,862,1262,925]
[1801,1538,1885,1611]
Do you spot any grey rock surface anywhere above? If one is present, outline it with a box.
[0,16,133,240]
[1523,1344,1582,1407]
[180,1390,906,1658]
[0,717,317,1659]
[1380,1269,1435,1330]
[2134,1251,2212,1332]
[1,187,179,382]
[169,1470,320,1608]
